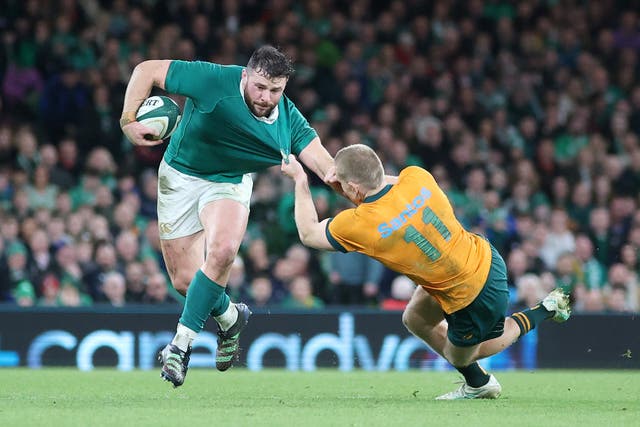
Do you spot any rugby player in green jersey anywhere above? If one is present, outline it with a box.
[120,46,337,387]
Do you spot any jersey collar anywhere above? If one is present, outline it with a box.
[363,184,393,203]
[239,75,279,124]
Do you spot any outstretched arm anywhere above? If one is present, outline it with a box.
[297,137,347,198]
[299,138,398,191]
[281,155,334,251]
[120,60,172,146]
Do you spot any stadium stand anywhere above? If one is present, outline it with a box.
[0,0,639,314]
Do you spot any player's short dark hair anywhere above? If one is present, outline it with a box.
[247,45,294,79]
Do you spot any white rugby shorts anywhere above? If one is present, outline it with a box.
[157,159,253,239]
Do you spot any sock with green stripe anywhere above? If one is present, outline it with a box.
[456,362,490,388]
[510,304,553,338]
[179,270,230,333]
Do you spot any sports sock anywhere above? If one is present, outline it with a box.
[179,270,230,333]
[510,304,552,338]
[456,362,490,388]
[171,323,198,352]
[214,303,239,331]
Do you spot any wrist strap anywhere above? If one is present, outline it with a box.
[119,111,137,128]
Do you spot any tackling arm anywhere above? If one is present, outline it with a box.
[282,155,335,251]
[299,138,398,196]
[298,137,348,199]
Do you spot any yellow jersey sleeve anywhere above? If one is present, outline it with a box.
[326,166,492,314]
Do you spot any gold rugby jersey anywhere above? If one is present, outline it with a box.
[326,166,492,313]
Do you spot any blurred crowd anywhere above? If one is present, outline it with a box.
[1,0,639,314]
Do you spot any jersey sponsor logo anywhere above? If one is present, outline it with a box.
[377,187,432,238]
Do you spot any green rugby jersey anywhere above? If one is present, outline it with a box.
[164,61,317,183]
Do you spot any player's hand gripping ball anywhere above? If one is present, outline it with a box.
[136,96,182,140]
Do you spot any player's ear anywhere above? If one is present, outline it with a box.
[346,181,363,201]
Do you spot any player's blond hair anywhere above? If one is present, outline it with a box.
[334,144,384,190]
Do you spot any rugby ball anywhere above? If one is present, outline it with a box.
[136,96,182,140]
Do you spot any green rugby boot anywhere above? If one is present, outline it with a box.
[216,303,252,371]
[159,344,191,388]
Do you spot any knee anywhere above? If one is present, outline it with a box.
[204,243,238,271]
[163,261,191,295]
[402,307,419,334]
[171,271,193,295]
[403,304,439,335]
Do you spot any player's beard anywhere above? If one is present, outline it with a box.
[245,91,274,117]
[252,103,273,117]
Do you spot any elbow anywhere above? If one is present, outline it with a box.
[134,60,169,86]
[133,60,150,73]
[298,231,312,247]
[130,61,151,81]
[298,227,317,248]
[136,59,164,68]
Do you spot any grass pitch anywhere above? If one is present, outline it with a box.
[2,369,638,427]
